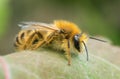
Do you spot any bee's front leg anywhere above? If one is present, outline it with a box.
[67,39,71,65]
[63,39,71,65]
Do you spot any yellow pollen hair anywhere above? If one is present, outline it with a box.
[54,20,81,35]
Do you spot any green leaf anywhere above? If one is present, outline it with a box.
[0,47,120,79]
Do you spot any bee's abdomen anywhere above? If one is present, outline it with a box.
[14,29,43,50]
[14,30,26,50]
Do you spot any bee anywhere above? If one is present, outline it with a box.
[14,20,106,65]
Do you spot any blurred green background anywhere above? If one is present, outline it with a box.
[0,0,120,55]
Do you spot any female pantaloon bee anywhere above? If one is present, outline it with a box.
[14,20,106,65]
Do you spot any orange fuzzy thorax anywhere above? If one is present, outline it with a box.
[54,20,88,43]
[54,20,81,38]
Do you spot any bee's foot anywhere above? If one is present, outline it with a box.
[68,61,71,66]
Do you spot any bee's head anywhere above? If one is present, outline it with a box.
[73,32,89,61]
[73,32,106,61]
[73,32,88,52]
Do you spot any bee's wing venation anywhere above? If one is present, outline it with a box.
[18,22,59,31]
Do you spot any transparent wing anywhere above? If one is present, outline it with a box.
[18,22,60,31]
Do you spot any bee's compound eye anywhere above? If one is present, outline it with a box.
[73,35,80,52]
[74,35,79,41]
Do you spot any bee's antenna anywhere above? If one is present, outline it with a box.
[89,36,107,42]
[82,41,89,61]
